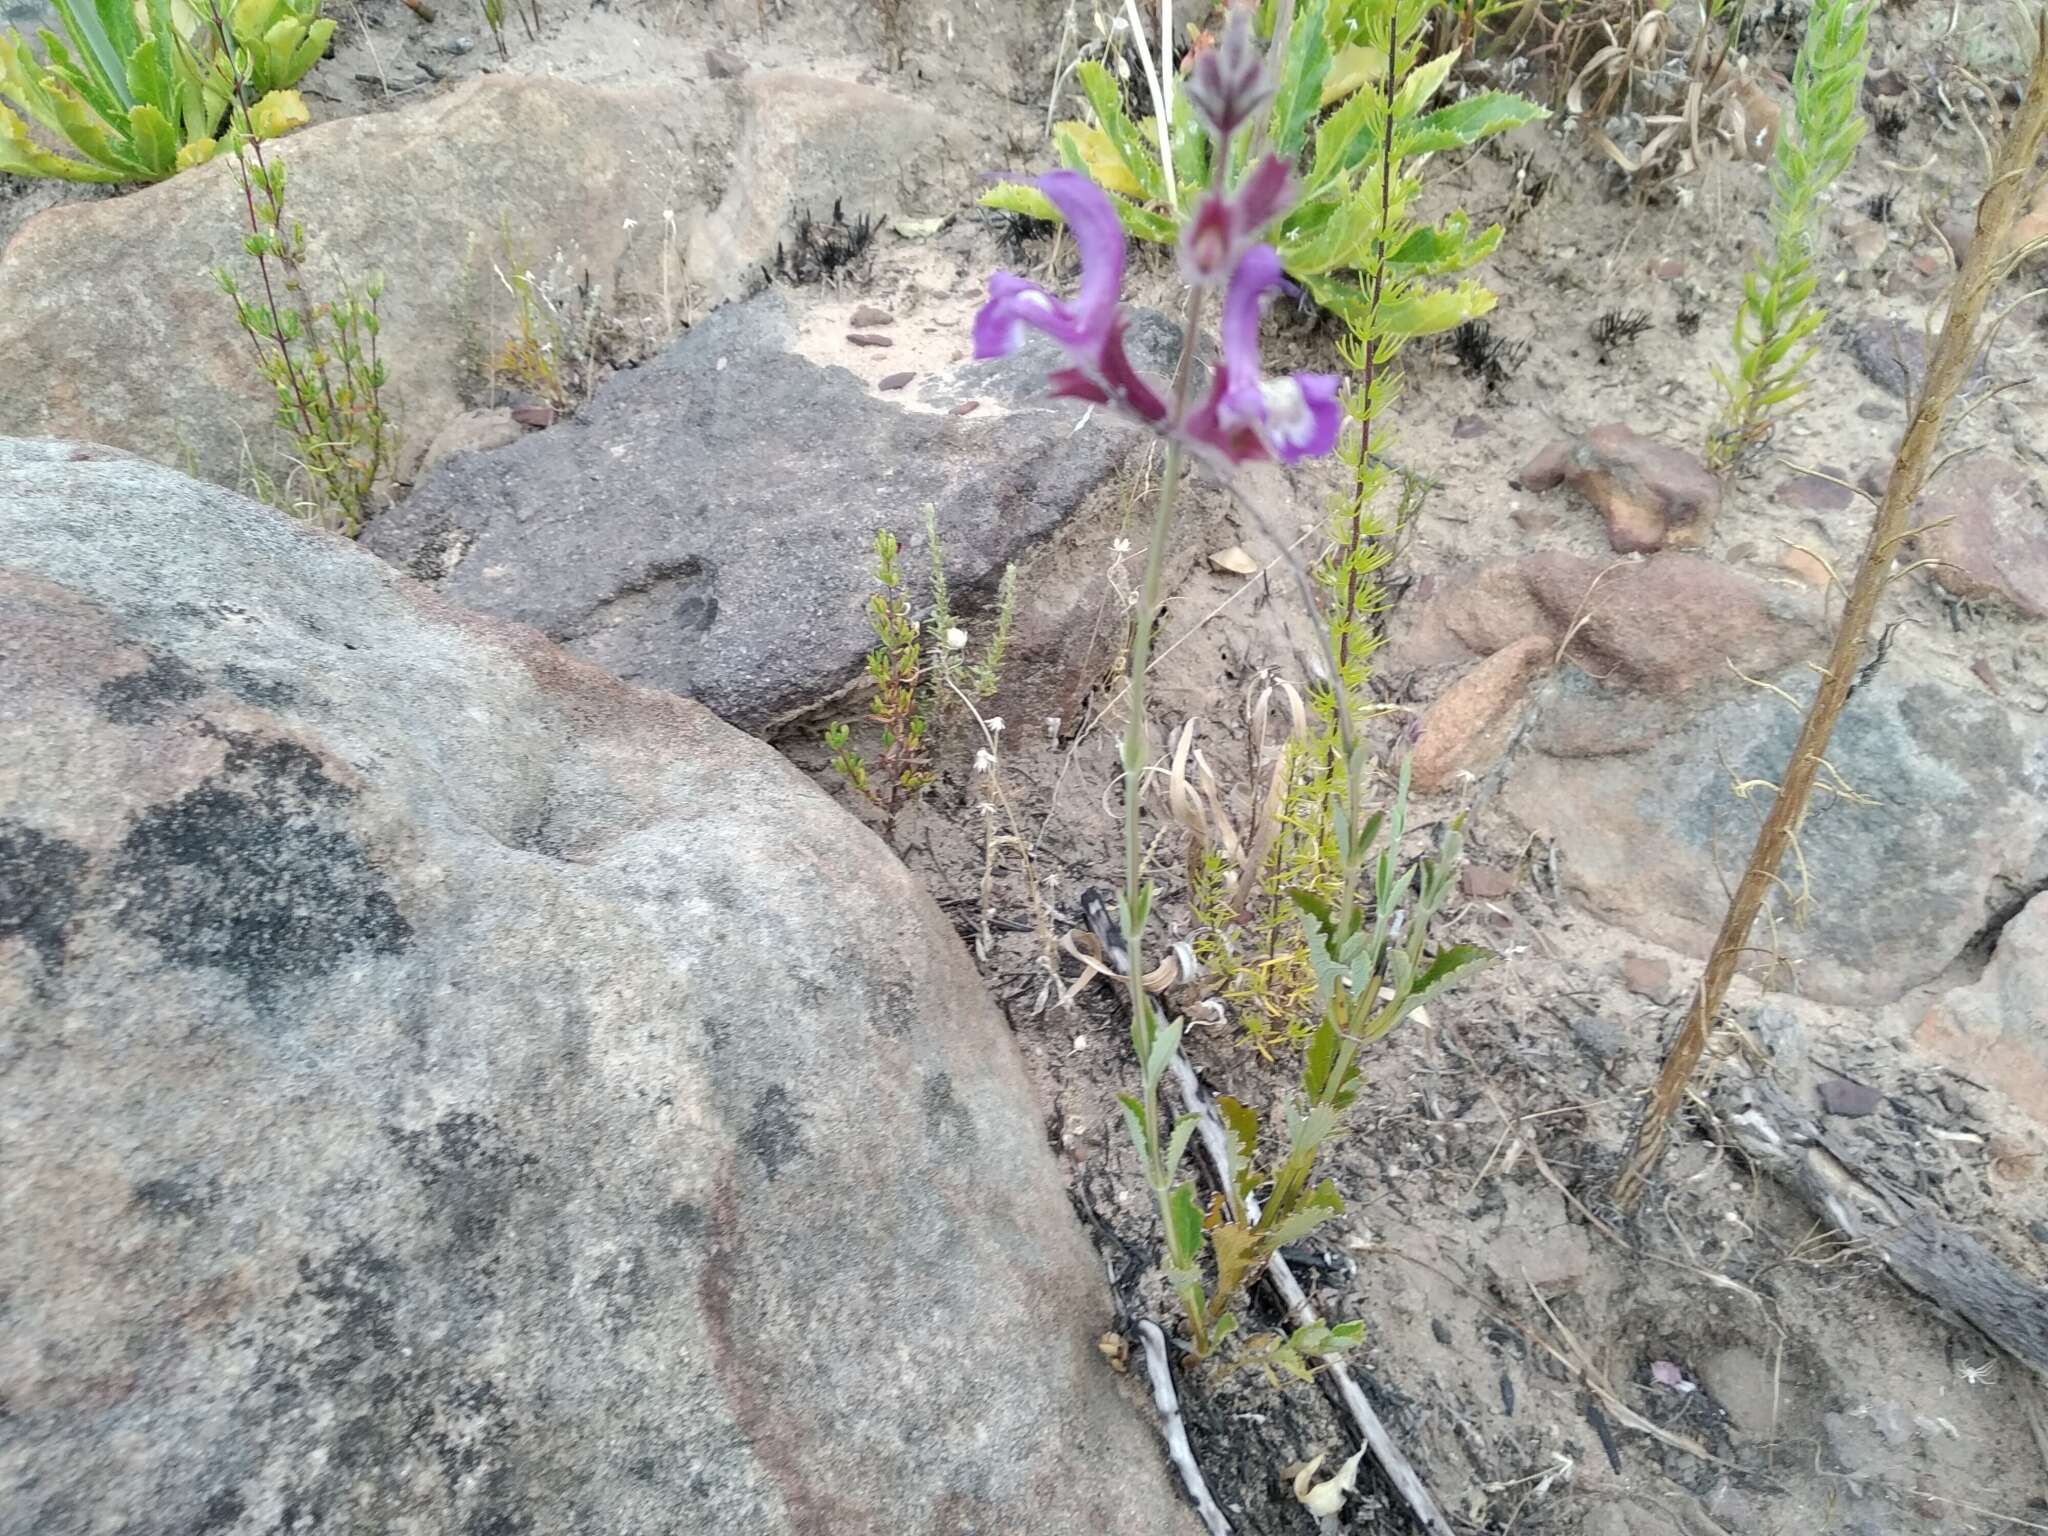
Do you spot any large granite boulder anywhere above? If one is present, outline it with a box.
[364,291,1176,731]
[0,439,1190,1536]
[0,71,972,488]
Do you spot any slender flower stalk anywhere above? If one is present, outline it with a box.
[971,6,1421,1366]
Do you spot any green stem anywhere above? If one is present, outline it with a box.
[1123,286,1207,1350]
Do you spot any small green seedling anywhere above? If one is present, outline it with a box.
[826,512,1018,841]
[1708,0,1871,469]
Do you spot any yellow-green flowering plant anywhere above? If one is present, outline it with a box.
[1,0,326,182]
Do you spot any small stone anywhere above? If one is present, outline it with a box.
[1430,1318,1453,1346]
[1816,1077,1882,1118]
[951,400,980,416]
[1911,250,1944,277]
[1206,545,1258,577]
[1452,414,1490,439]
[1774,465,1854,512]
[1724,541,1758,564]
[850,305,895,327]
[443,33,474,54]
[1509,508,1556,533]
[2029,1220,2048,1247]
[1621,955,1671,999]
[1461,864,1518,899]
[877,371,915,391]
[1651,257,1686,279]
[1971,656,2002,694]
[509,403,556,429]
[847,333,893,348]
[1410,634,1552,792]
[1570,1014,1628,1065]
[705,46,749,78]
[1845,317,1988,399]
[1516,423,1720,553]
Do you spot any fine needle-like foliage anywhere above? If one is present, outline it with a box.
[1707,0,1871,469]
[1189,0,1526,1038]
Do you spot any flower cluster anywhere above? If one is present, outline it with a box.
[972,167,1339,468]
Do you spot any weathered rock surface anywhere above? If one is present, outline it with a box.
[1386,551,1825,698]
[0,72,973,489]
[0,439,1189,1536]
[1499,665,2048,1005]
[1917,893,2048,1131]
[1410,633,1550,792]
[1515,424,1720,553]
[365,290,1175,731]
[1906,456,2048,618]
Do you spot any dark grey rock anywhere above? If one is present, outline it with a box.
[1570,1014,1629,1065]
[1843,317,1988,399]
[365,291,1173,731]
[1817,1077,1883,1118]
[0,439,1188,1536]
[706,45,749,78]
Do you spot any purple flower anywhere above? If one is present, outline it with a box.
[971,174,1338,468]
[1178,152,1295,289]
[1183,246,1342,467]
[973,170,1168,425]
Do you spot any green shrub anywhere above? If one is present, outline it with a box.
[0,0,327,182]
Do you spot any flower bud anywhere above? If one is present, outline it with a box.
[1183,9,1275,142]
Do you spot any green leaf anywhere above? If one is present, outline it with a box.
[1166,1181,1205,1265]
[1303,1017,1341,1100]
[1277,194,1380,275]
[978,181,1060,222]
[1309,85,1381,191]
[0,97,121,178]
[1412,942,1488,1002]
[1390,48,1455,117]
[1164,1113,1201,1177]
[1117,1093,1149,1161]
[1387,211,1502,276]
[1076,60,1165,203]
[1143,1015,1184,1092]
[1268,0,1332,158]
[48,0,126,105]
[1396,90,1547,157]
[1310,273,1496,337]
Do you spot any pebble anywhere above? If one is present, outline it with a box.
[951,400,980,416]
[1621,955,1671,999]
[847,333,893,348]
[705,46,749,79]
[850,305,895,327]
[1817,1077,1883,1118]
[877,371,915,391]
